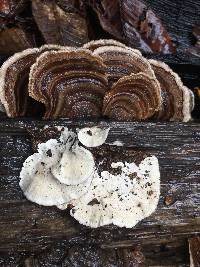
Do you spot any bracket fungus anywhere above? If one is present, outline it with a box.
[29,49,108,119]
[20,126,160,228]
[0,45,68,117]
[70,156,160,228]
[0,39,194,121]
[83,39,128,51]
[20,127,94,206]
[149,60,194,122]
[0,48,39,117]
[78,126,110,147]
[52,144,95,185]
[103,73,162,121]
[93,45,153,86]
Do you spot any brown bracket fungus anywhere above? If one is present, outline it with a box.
[0,1,175,54]
[0,48,39,117]
[119,0,175,53]
[189,26,200,57]
[103,72,162,121]
[93,45,153,86]
[29,49,108,119]
[149,60,194,122]
[83,39,128,52]
[189,237,200,267]
[0,27,36,55]
[0,40,193,121]
[0,45,69,117]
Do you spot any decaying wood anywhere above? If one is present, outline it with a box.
[145,0,200,53]
[0,27,35,55]
[32,0,89,46]
[0,119,199,266]
[189,236,200,267]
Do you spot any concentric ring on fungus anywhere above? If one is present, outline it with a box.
[103,72,162,121]
[83,39,127,51]
[83,39,141,56]
[149,59,194,122]
[93,45,154,86]
[29,49,108,119]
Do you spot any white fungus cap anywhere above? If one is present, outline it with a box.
[70,156,160,228]
[52,144,95,185]
[77,126,110,147]
[19,127,93,206]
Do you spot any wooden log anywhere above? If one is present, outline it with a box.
[0,119,199,266]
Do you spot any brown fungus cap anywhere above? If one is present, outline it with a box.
[93,46,154,87]
[103,72,161,121]
[149,60,194,122]
[29,49,108,119]
[0,45,70,117]
[0,48,40,117]
[83,39,128,51]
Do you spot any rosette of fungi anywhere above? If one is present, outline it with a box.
[103,72,162,121]
[92,45,154,87]
[0,45,67,117]
[149,60,194,122]
[29,49,108,119]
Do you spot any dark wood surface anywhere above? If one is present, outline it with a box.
[0,119,199,266]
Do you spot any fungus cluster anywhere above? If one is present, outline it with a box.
[0,39,194,121]
[20,126,160,228]
[20,128,94,206]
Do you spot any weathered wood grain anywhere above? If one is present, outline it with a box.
[146,0,200,53]
[0,119,199,266]
[189,236,200,266]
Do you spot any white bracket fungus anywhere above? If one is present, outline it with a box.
[70,156,160,228]
[52,144,95,185]
[20,128,94,206]
[77,126,110,147]
[20,126,160,229]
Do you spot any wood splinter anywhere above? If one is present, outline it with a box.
[189,236,200,267]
